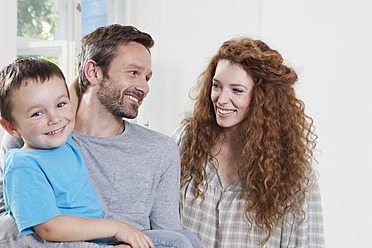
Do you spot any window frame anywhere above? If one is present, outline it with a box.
[16,0,147,125]
[16,0,82,85]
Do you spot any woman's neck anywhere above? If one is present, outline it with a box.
[219,125,240,145]
[212,127,242,188]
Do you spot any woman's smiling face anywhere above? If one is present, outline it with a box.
[211,59,255,130]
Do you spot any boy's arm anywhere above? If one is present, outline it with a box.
[34,215,154,248]
[0,214,109,247]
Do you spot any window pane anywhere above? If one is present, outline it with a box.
[17,55,59,67]
[81,0,126,38]
[17,0,68,40]
[82,0,107,37]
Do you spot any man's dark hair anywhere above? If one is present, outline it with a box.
[78,24,154,95]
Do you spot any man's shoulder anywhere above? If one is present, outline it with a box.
[1,133,24,151]
[126,121,174,143]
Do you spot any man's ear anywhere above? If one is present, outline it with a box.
[0,119,21,138]
[85,60,103,86]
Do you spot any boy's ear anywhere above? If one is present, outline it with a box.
[0,119,21,138]
[85,60,103,86]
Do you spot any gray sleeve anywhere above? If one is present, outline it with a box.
[0,133,111,247]
[0,132,24,171]
[149,139,182,230]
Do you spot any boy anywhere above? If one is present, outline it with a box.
[0,57,153,247]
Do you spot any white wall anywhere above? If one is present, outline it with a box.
[261,1,372,247]
[0,0,17,141]
[128,0,262,132]
[128,0,372,247]
[0,1,16,69]
[1,0,371,247]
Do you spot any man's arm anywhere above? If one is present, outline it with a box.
[149,139,182,230]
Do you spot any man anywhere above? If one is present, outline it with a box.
[0,24,195,247]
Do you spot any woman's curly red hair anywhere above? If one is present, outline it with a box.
[180,37,318,244]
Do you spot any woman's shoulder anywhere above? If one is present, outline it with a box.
[171,121,190,146]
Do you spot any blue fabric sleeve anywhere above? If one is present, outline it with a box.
[4,152,61,234]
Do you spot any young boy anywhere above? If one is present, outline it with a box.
[0,57,154,247]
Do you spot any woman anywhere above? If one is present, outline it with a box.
[173,38,324,247]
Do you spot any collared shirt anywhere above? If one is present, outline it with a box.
[173,123,325,248]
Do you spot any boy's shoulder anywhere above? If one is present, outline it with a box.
[5,148,38,171]
[6,148,32,158]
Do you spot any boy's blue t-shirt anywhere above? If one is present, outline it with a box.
[3,136,105,235]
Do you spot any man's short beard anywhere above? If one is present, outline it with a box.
[97,78,140,119]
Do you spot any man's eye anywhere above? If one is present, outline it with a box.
[129,71,137,75]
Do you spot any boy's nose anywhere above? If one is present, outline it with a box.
[47,112,61,125]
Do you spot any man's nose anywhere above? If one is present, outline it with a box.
[134,76,150,95]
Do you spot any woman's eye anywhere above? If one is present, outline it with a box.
[212,83,221,89]
[233,88,243,93]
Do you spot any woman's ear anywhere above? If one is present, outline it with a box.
[0,119,21,138]
[85,60,103,86]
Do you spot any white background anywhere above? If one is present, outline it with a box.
[1,0,371,247]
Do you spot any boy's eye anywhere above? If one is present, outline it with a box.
[31,111,43,117]
[57,102,66,108]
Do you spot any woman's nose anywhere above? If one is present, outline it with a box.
[217,89,230,104]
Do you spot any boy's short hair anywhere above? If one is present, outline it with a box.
[0,57,66,123]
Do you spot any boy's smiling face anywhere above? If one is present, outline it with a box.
[9,76,75,150]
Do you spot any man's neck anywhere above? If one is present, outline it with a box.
[74,94,125,137]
